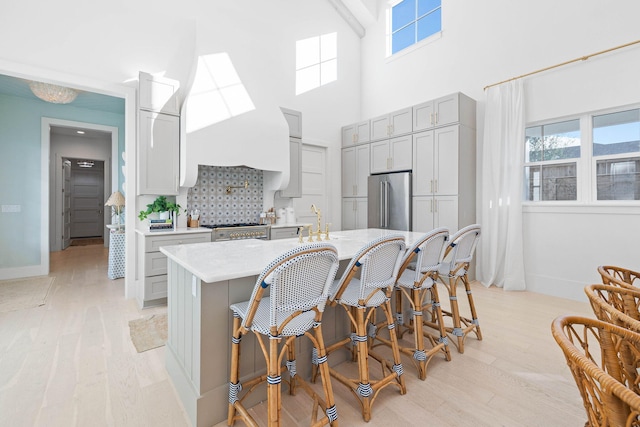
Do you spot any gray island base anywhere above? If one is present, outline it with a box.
[160,228,424,427]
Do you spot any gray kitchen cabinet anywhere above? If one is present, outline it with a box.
[413,92,476,132]
[412,124,476,233]
[342,144,370,197]
[370,107,413,141]
[341,198,367,230]
[137,110,180,195]
[370,134,412,174]
[270,226,300,240]
[341,120,370,146]
[413,195,459,232]
[136,230,211,308]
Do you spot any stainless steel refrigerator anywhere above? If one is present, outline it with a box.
[367,171,412,231]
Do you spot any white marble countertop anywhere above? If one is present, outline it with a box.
[160,228,425,283]
[135,227,213,237]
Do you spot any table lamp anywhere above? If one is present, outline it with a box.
[105,191,125,232]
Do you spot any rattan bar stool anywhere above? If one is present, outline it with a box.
[227,243,340,427]
[373,227,452,380]
[598,265,640,290]
[551,315,640,427]
[313,235,406,422]
[431,224,482,354]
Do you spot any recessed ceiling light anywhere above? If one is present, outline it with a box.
[77,130,85,134]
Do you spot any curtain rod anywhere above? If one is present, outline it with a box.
[483,39,640,91]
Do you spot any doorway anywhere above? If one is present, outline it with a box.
[66,158,105,243]
[293,144,328,226]
[48,121,116,252]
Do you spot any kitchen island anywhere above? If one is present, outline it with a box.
[160,228,424,427]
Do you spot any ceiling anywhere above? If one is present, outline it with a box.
[0,73,125,115]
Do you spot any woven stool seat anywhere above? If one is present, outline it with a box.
[227,242,340,427]
[315,235,406,422]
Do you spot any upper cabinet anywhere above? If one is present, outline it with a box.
[342,144,370,197]
[281,107,302,139]
[413,93,476,132]
[279,108,302,198]
[138,72,180,116]
[370,107,413,141]
[341,120,370,146]
[137,72,181,195]
[138,111,180,195]
[370,134,412,174]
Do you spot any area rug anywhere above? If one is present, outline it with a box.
[0,276,55,313]
[70,238,104,246]
[129,313,168,353]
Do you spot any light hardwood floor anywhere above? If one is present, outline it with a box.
[0,244,594,427]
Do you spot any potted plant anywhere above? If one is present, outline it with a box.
[138,196,183,221]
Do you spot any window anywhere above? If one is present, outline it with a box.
[391,0,441,55]
[593,109,640,200]
[524,120,580,201]
[296,32,337,95]
[524,107,640,202]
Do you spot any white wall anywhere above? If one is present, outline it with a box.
[359,0,640,300]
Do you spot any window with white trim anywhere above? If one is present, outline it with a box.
[390,0,441,55]
[295,32,337,95]
[524,107,640,202]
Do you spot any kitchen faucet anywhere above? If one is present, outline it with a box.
[307,204,329,241]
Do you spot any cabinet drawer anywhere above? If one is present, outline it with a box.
[145,252,168,276]
[144,275,168,300]
[145,234,210,252]
[271,227,300,240]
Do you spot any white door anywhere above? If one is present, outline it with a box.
[62,159,71,249]
[70,161,104,238]
[294,144,327,228]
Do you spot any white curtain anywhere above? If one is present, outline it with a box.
[478,80,526,291]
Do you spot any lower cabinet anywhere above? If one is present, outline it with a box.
[136,230,211,308]
[412,195,459,233]
[342,198,367,230]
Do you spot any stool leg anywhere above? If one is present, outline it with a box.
[267,336,282,426]
[354,306,373,422]
[447,275,465,353]
[381,297,406,394]
[313,324,339,426]
[286,339,297,395]
[462,274,482,341]
[411,287,427,380]
[228,315,242,425]
[428,283,451,362]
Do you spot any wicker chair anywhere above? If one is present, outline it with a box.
[551,315,640,427]
[373,227,452,380]
[599,265,640,290]
[316,235,406,422]
[431,224,482,353]
[585,283,640,395]
[227,243,340,427]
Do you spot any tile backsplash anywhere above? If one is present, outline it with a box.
[187,165,263,225]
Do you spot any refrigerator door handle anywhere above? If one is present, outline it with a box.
[384,181,389,228]
[379,181,385,227]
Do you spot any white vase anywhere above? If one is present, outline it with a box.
[159,211,170,220]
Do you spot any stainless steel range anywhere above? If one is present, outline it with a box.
[202,223,270,242]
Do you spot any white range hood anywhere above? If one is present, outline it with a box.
[179,53,291,202]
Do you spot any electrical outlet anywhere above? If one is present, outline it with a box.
[1,205,21,213]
